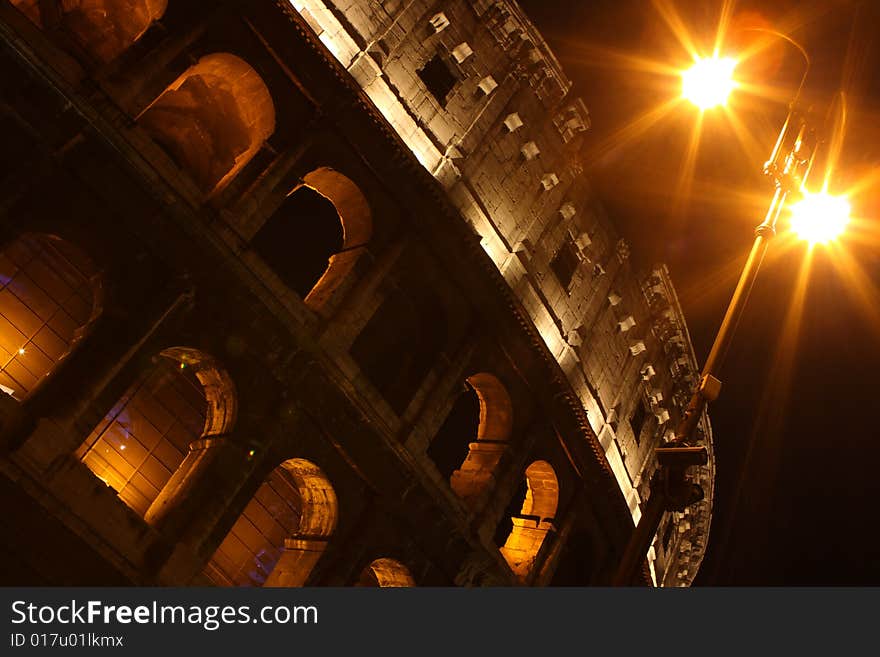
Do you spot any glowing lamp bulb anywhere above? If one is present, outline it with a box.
[789,192,850,244]
[681,57,737,109]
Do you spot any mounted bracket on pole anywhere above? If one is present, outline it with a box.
[699,374,722,401]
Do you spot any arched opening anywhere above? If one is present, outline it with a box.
[205,458,337,587]
[11,0,168,63]
[250,168,372,310]
[497,460,558,579]
[251,188,342,299]
[139,53,276,195]
[356,558,415,587]
[75,347,237,516]
[0,233,102,401]
[429,373,512,505]
[427,381,479,480]
[350,283,447,415]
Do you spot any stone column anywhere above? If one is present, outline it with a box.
[263,537,329,587]
[0,391,34,456]
[145,436,247,542]
[450,440,507,507]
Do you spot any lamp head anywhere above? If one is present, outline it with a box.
[681,56,738,110]
[789,190,850,244]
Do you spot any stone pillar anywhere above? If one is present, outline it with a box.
[499,518,554,580]
[263,537,329,587]
[305,245,373,320]
[145,436,247,543]
[318,238,406,351]
[450,440,506,507]
[107,15,210,115]
[221,127,328,241]
[531,502,579,586]
[0,392,34,455]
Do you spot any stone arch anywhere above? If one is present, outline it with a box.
[0,233,103,401]
[139,53,276,195]
[301,168,372,249]
[76,347,237,516]
[469,373,513,441]
[11,0,168,63]
[356,558,415,587]
[157,347,237,437]
[205,458,338,587]
[429,373,512,506]
[250,167,372,312]
[498,460,559,579]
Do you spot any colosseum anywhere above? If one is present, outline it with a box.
[0,0,713,587]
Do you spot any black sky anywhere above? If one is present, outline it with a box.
[519,0,880,585]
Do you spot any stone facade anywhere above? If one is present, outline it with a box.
[0,0,712,587]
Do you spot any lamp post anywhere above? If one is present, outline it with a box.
[612,41,851,586]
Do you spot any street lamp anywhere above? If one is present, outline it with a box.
[790,191,851,244]
[681,56,738,109]
[613,34,851,586]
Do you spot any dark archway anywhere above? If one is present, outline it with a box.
[251,167,373,312]
[427,380,480,480]
[429,373,512,505]
[250,187,343,299]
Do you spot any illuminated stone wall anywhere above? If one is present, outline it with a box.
[290,0,714,585]
[0,0,712,587]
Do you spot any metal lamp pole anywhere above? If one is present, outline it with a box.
[612,90,818,586]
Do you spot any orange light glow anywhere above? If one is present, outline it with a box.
[789,192,850,244]
[681,56,738,109]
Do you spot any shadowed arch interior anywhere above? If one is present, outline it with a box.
[429,373,512,505]
[356,558,415,587]
[76,347,237,516]
[139,53,275,194]
[427,380,480,480]
[497,460,559,579]
[250,167,372,311]
[11,0,167,63]
[205,458,338,587]
[0,233,102,401]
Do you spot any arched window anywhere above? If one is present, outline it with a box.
[139,53,276,195]
[356,558,415,587]
[76,347,237,516]
[350,283,447,414]
[11,0,168,63]
[250,168,372,310]
[497,460,558,579]
[428,373,512,505]
[0,233,102,401]
[205,458,337,587]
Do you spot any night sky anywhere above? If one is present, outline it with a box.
[519,0,880,585]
